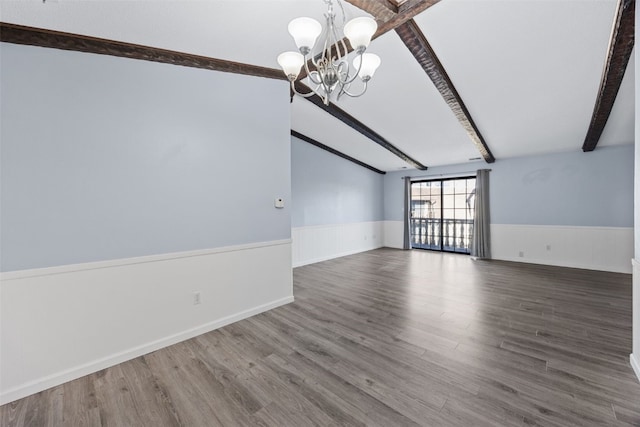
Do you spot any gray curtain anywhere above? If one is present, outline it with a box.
[471,169,491,259]
[403,176,412,250]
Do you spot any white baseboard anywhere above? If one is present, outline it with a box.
[632,259,640,383]
[491,224,633,274]
[0,296,292,405]
[292,221,383,267]
[494,255,633,274]
[1,240,293,405]
[631,354,640,384]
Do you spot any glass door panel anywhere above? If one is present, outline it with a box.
[410,180,441,250]
[410,177,476,254]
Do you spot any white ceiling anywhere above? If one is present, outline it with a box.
[1,0,634,171]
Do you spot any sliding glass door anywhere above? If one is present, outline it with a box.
[410,177,476,254]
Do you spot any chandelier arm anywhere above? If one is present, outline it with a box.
[307,70,323,85]
[324,29,335,65]
[338,50,365,86]
[313,82,331,105]
[337,37,349,64]
[303,55,322,85]
[318,74,332,102]
[337,79,368,100]
[326,8,346,67]
[310,58,332,101]
[321,11,331,60]
[291,81,316,98]
[329,21,346,63]
[302,54,313,76]
[309,51,323,68]
[336,84,347,101]
[336,61,352,88]
[341,72,360,86]
[310,53,321,69]
[309,42,323,68]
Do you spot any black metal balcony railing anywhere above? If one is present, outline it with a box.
[410,218,474,253]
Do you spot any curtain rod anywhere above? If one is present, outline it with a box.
[402,169,491,180]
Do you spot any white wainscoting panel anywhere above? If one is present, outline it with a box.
[492,224,633,273]
[381,221,632,273]
[632,259,640,383]
[383,220,404,249]
[292,221,384,267]
[0,240,293,405]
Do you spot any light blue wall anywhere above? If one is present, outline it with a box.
[385,145,634,227]
[291,136,384,227]
[0,43,291,272]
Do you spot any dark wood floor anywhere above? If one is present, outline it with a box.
[2,248,640,426]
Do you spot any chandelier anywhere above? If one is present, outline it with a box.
[277,0,381,106]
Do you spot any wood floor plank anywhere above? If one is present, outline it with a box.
[93,364,152,427]
[61,375,101,426]
[261,353,367,427]
[236,361,337,426]
[2,248,639,426]
[0,396,30,427]
[283,350,421,427]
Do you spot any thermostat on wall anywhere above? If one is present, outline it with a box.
[275,197,285,208]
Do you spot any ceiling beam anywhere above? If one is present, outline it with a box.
[295,81,427,170]
[342,0,397,24]
[395,19,495,163]
[0,23,286,81]
[582,0,635,152]
[291,130,386,174]
[343,0,441,40]
[373,0,441,37]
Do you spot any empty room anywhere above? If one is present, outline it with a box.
[1,0,639,425]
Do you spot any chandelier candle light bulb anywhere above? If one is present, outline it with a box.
[277,0,380,105]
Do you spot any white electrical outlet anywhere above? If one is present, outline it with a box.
[546,245,551,251]
[193,291,201,305]
[518,251,524,258]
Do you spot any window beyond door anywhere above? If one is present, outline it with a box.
[410,177,476,254]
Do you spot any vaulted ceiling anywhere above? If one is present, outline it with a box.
[1,0,634,172]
